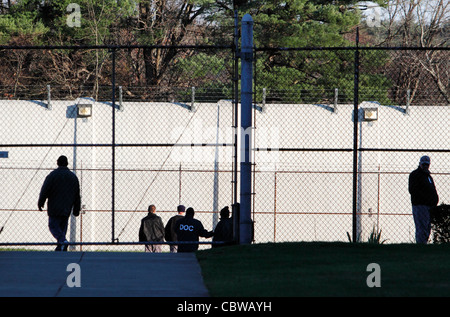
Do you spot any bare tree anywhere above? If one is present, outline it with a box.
[384,0,449,104]
[138,0,209,86]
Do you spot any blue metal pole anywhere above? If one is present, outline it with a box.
[240,14,253,244]
[352,28,360,243]
[111,48,116,243]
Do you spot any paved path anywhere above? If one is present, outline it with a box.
[0,251,210,297]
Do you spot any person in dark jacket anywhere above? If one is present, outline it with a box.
[175,207,213,252]
[408,155,439,244]
[139,204,165,252]
[38,155,81,251]
[164,205,185,253]
[212,206,234,248]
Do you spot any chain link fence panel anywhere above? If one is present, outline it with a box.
[0,45,449,250]
[253,47,449,244]
[0,46,236,251]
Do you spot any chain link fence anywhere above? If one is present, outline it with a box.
[253,47,449,244]
[0,44,449,250]
[0,45,237,251]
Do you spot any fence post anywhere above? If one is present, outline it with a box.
[47,85,52,110]
[240,14,254,245]
[334,88,338,113]
[111,47,116,243]
[233,8,239,206]
[352,28,360,243]
[405,89,411,115]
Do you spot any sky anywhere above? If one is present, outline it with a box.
[358,0,450,26]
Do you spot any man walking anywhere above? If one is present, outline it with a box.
[408,155,439,244]
[164,205,185,253]
[175,207,213,252]
[38,155,81,251]
[139,204,165,252]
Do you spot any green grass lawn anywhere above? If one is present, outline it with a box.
[196,242,450,297]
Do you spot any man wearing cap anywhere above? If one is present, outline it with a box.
[408,155,439,244]
[164,205,186,253]
[38,155,81,251]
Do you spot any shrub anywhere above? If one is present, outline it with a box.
[430,204,450,244]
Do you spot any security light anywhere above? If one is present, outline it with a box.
[77,104,92,118]
[363,108,378,121]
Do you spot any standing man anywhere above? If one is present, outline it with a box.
[164,205,185,253]
[38,155,81,251]
[212,206,234,248]
[175,207,214,252]
[408,155,439,244]
[139,204,165,252]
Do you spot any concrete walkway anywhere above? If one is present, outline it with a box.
[0,251,210,297]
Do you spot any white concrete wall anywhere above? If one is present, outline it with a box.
[0,100,448,249]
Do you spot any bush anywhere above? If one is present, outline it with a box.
[430,204,450,244]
